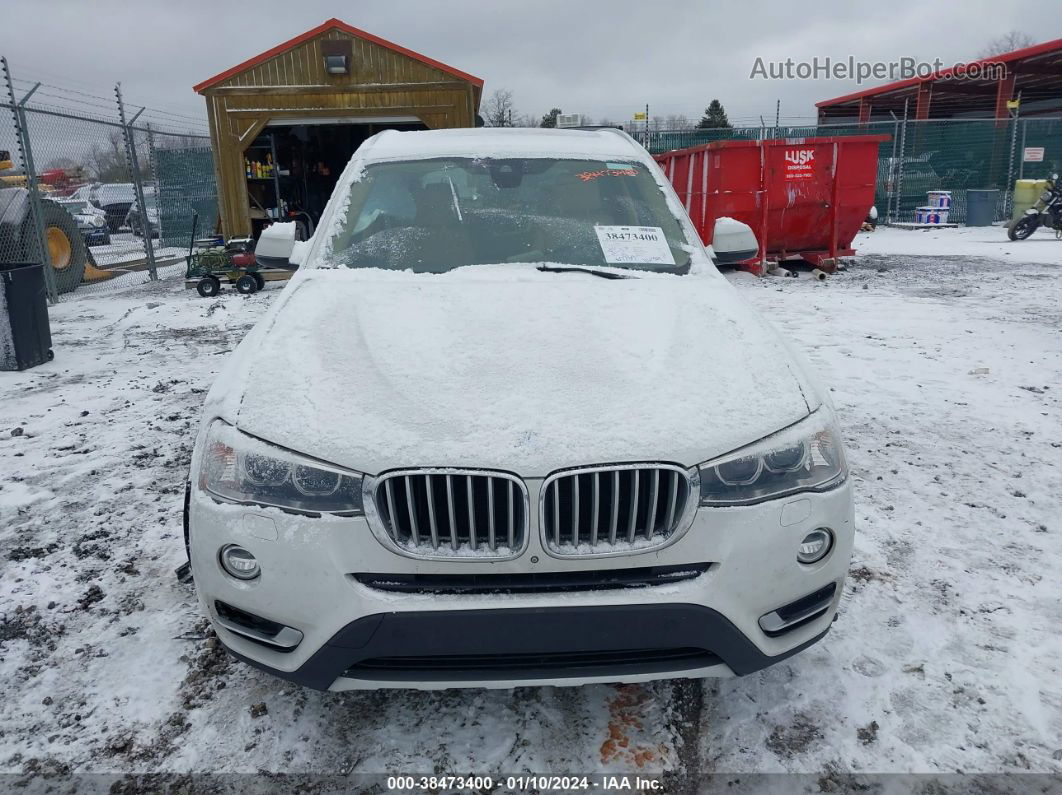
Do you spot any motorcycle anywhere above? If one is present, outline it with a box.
[1008,173,1062,240]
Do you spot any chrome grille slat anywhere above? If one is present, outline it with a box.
[591,473,600,546]
[647,470,660,541]
[404,475,419,545]
[507,480,515,549]
[374,470,526,558]
[487,477,496,552]
[466,475,476,550]
[609,471,620,544]
[445,474,457,551]
[425,475,439,549]
[666,470,679,530]
[572,476,581,545]
[553,483,561,547]
[384,479,398,539]
[627,470,639,543]
[543,464,691,556]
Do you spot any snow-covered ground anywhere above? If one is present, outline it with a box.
[858,222,1061,264]
[1,229,1060,789]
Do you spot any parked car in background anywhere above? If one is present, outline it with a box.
[68,182,136,232]
[58,197,110,246]
[186,128,855,692]
[125,187,160,238]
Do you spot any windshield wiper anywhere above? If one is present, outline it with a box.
[536,265,630,280]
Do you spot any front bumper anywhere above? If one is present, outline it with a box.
[189,480,854,690]
[225,602,833,691]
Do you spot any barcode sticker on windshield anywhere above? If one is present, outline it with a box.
[595,226,675,265]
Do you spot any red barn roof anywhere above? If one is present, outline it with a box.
[194,18,484,94]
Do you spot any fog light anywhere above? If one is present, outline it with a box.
[219,544,260,580]
[797,528,833,564]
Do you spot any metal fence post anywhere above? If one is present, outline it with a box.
[886,116,899,224]
[1004,109,1020,221]
[2,57,59,302]
[894,99,909,222]
[145,122,162,252]
[1018,119,1027,181]
[115,82,157,280]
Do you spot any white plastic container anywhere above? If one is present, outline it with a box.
[914,206,950,224]
[926,190,951,209]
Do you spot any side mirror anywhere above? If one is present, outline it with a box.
[255,221,297,270]
[710,217,759,265]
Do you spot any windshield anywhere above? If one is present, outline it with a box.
[326,157,693,274]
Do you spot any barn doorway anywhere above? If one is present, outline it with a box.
[244,118,427,239]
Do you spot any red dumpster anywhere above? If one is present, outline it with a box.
[655,134,889,274]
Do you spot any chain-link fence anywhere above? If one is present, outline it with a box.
[646,118,1062,225]
[1,58,216,303]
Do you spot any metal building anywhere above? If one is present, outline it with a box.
[194,18,483,239]
[817,38,1062,123]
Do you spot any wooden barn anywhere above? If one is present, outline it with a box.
[193,18,483,240]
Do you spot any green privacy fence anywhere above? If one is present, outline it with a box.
[646,118,1062,224]
[154,145,218,250]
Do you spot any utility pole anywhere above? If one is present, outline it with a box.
[775,99,780,135]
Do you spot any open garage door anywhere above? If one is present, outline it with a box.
[245,118,427,240]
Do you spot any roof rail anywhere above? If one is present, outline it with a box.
[570,126,645,151]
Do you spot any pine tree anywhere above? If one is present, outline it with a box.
[540,108,562,128]
[697,100,731,129]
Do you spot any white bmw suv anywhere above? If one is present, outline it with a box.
[186,128,854,691]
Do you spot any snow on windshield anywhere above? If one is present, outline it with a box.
[321,157,695,275]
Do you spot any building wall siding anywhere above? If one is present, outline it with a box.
[199,29,479,237]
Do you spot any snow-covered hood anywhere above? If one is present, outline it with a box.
[221,268,812,476]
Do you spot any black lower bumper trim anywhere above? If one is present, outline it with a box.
[221,602,833,690]
[351,563,711,594]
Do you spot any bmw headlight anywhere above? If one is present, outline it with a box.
[200,420,364,515]
[698,411,847,506]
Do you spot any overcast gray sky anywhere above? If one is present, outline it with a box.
[4,0,1061,130]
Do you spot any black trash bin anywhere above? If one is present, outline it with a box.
[0,262,53,371]
[965,189,999,227]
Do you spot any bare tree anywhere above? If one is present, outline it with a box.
[664,114,692,131]
[86,131,129,182]
[483,88,515,127]
[155,132,208,150]
[978,31,1035,58]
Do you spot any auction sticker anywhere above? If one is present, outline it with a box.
[595,225,675,265]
